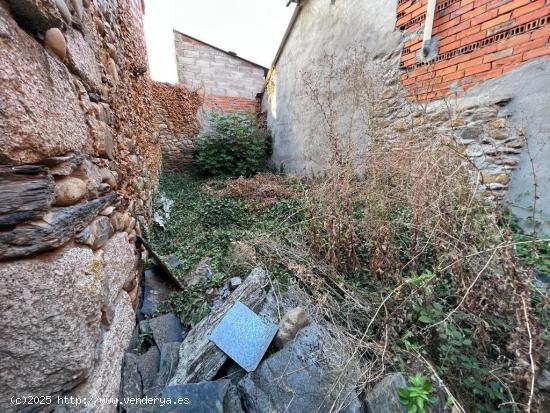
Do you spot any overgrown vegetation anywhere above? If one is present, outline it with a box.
[148,53,549,412]
[398,373,435,413]
[195,112,272,177]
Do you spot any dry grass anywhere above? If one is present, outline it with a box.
[248,49,548,412]
[226,173,292,206]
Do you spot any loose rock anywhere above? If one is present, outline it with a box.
[149,313,185,349]
[182,257,214,287]
[54,176,87,206]
[44,27,66,60]
[239,324,364,413]
[274,306,309,347]
[170,268,268,384]
[158,380,244,413]
[155,342,181,389]
[138,346,160,397]
[364,373,407,413]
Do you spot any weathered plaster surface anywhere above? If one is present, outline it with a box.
[462,59,550,235]
[263,0,401,173]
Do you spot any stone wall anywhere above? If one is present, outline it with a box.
[151,81,203,171]
[263,0,550,234]
[174,30,266,112]
[0,0,160,411]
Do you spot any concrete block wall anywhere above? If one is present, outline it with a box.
[174,30,266,112]
[398,0,550,100]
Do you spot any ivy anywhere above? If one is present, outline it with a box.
[195,112,272,177]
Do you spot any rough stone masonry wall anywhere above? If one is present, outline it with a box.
[0,0,161,411]
[174,30,266,112]
[398,0,550,100]
[263,0,550,234]
[151,81,203,171]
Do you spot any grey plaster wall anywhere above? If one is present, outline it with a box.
[462,59,550,235]
[174,31,266,99]
[262,0,402,173]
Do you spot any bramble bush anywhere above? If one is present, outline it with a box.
[195,112,272,177]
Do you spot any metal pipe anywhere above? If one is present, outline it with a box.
[422,0,437,57]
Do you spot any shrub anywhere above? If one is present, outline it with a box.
[195,112,271,177]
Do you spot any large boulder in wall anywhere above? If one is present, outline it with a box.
[0,3,90,165]
[0,245,105,412]
[68,291,136,413]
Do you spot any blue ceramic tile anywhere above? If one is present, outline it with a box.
[210,301,278,372]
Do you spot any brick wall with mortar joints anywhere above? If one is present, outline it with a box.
[174,31,266,108]
[397,0,550,100]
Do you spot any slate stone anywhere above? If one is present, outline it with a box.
[229,277,242,290]
[169,268,268,384]
[139,268,176,319]
[138,346,160,397]
[219,360,246,386]
[460,126,483,141]
[149,313,184,348]
[6,0,65,32]
[0,165,54,227]
[156,380,244,413]
[364,373,407,413]
[155,342,180,389]
[238,324,364,413]
[139,319,152,335]
[120,353,142,410]
[0,192,115,260]
[166,254,184,269]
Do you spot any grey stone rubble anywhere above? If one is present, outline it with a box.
[364,373,407,413]
[239,323,364,413]
[119,266,436,413]
[170,268,268,384]
[120,263,186,412]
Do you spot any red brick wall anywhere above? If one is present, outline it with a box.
[397,0,550,100]
[204,95,260,113]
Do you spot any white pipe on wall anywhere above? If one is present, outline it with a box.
[422,0,437,57]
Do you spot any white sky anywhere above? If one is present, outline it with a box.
[143,0,296,83]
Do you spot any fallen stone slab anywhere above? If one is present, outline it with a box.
[120,353,142,411]
[238,324,364,413]
[155,342,180,389]
[169,268,268,384]
[138,346,160,397]
[156,380,244,413]
[149,313,184,350]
